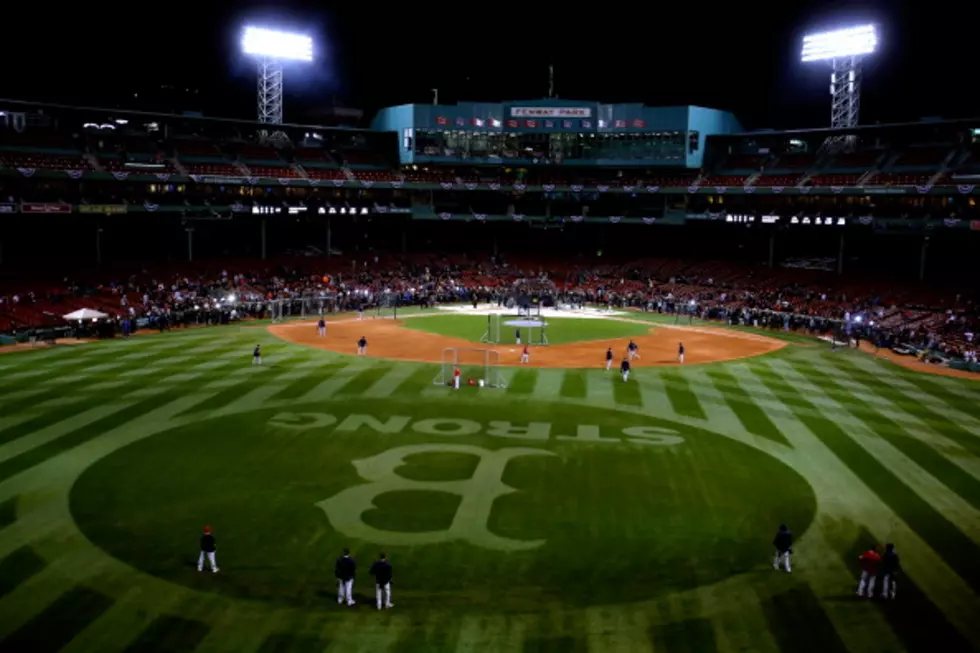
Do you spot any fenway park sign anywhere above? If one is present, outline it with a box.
[510,107,592,118]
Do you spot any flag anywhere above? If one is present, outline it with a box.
[562,120,573,128]
[436,116,448,125]
[632,119,645,128]
[506,119,518,128]
[525,120,537,128]
[614,119,626,128]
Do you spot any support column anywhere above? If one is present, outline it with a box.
[768,232,775,268]
[186,227,194,262]
[96,223,103,265]
[261,219,267,260]
[837,233,845,275]
[919,236,929,282]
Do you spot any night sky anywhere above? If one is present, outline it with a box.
[2,0,975,130]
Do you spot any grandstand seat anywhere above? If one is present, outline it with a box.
[304,168,348,181]
[871,172,937,186]
[753,174,802,187]
[401,169,455,183]
[353,170,398,182]
[182,163,243,177]
[0,151,89,170]
[808,174,862,186]
[243,165,300,178]
[645,176,698,188]
[703,175,749,187]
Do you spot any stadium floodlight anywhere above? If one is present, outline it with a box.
[241,26,313,126]
[802,24,877,139]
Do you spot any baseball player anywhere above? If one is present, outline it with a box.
[317,318,326,337]
[772,523,793,572]
[369,553,394,610]
[627,340,640,360]
[357,336,368,355]
[620,356,630,382]
[520,345,529,364]
[197,525,219,573]
[335,547,356,606]
[678,342,685,364]
[453,365,461,390]
[515,328,521,345]
[856,545,881,597]
[252,344,262,365]
[358,304,364,320]
[605,347,613,370]
[879,543,900,599]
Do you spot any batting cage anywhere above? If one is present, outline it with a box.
[269,294,332,323]
[375,291,399,319]
[433,347,507,389]
[481,313,549,346]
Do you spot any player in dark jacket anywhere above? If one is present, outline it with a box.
[335,547,356,606]
[605,347,613,370]
[252,344,262,365]
[879,542,900,599]
[772,524,792,572]
[620,357,631,382]
[197,525,219,573]
[369,553,394,610]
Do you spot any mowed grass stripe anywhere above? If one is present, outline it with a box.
[0,390,193,484]
[559,369,588,399]
[747,363,980,593]
[177,359,303,416]
[704,368,789,445]
[0,340,193,393]
[0,546,45,599]
[649,617,718,653]
[830,526,975,653]
[392,365,442,395]
[660,370,706,419]
[0,586,112,653]
[267,362,350,400]
[335,363,396,395]
[761,586,850,653]
[507,369,538,395]
[612,374,643,406]
[787,359,980,512]
[122,615,210,653]
[825,357,980,455]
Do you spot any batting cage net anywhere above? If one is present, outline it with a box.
[433,347,507,389]
[375,291,399,319]
[482,314,548,346]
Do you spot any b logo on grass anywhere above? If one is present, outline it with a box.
[316,444,556,551]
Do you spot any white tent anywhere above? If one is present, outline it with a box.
[63,308,109,321]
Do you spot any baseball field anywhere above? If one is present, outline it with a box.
[0,308,978,652]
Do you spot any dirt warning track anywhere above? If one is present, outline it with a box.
[267,317,786,368]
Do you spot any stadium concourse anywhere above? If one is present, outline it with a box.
[268,305,786,368]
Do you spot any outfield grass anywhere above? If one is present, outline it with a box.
[0,325,978,652]
[401,314,652,345]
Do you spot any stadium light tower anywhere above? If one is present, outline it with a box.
[241,26,313,126]
[801,24,877,145]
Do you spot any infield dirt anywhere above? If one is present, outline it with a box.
[268,317,786,368]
